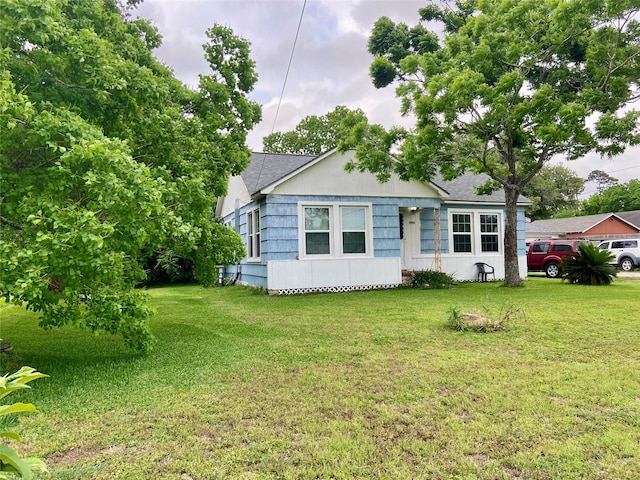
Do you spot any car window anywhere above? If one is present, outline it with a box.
[599,242,609,250]
[551,243,572,252]
[612,241,624,249]
[624,240,638,248]
[532,242,549,253]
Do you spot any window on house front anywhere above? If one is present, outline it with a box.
[452,213,472,253]
[304,207,331,255]
[341,207,366,254]
[450,211,502,254]
[301,203,371,257]
[480,214,499,252]
[247,208,260,260]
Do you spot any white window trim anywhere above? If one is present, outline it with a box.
[298,202,373,259]
[247,207,261,261]
[448,210,502,255]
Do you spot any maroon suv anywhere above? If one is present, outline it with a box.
[526,238,588,278]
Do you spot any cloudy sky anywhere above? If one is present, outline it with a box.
[135,0,639,196]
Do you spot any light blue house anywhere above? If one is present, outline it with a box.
[216,148,530,294]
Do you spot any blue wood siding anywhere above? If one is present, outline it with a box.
[261,198,299,262]
[222,195,444,265]
[372,204,400,258]
[418,208,449,254]
[517,208,527,254]
[221,196,533,284]
[238,263,267,288]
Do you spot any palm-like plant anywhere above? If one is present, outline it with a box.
[562,243,617,285]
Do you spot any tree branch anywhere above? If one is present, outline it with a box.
[0,215,23,230]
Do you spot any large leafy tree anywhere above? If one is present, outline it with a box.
[263,106,367,155]
[340,0,640,286]
[582,179,640,214]
[0,0,260,351]
[522,165,584,220]
[586,169,619,194]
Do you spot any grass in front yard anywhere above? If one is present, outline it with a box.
[1,277,639,479]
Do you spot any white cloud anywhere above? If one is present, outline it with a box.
[135,0,640,185]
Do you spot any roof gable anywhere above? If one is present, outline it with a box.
[264,149,446,198]
[527,211,640,236]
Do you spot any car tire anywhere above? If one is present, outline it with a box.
[620,257,635,272]
[545,262,561,278]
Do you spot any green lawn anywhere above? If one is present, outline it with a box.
[2,277,639,479]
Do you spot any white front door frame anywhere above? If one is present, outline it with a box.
[400,208,420,270]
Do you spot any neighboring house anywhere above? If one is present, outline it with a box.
[216,148,531,294]
[526,210,640,243]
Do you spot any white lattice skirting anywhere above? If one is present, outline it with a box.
[269,283,400,296]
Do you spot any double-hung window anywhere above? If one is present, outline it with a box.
[480,214,499,252]
[341,207,367,254]
[450,211,502,254]
[247,208,260,260]
[304,207,331,255]
[452,213,472,253]
[301,203,371,257]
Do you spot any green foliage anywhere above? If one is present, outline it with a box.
[419,0,477,34]
[0,0,260,350]
[522,165,585,220]
[367,16,439,88]
[409,270,454,289]
[342,0,640,287]
[142,251,195,286]
[0,367,48,480]
[562,243,617,285]
[582,179,640,214]
[262,106,366,155]
[586,169,618,195]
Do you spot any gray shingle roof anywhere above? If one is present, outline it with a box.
[617,210,640,229]
[432,173,522,204]
[242,150,530,204]
[527,210,640,235]
[527,214,610,234]
[241,152,317,195]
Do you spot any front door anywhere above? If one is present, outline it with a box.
[400,208,420,270]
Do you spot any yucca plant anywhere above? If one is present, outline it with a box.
[561,243,617,285]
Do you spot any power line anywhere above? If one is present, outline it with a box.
[270,0,307,136]
[253,0,307,193]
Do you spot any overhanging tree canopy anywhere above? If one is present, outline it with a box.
[522,165,584,220]
[340,0,640,286]
[263,106,367,155]
[0,0,261,351]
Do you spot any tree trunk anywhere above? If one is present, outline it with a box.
[503,186,523,287]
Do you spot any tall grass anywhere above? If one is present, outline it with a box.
[1,278,639,479]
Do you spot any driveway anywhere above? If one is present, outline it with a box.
[618,271,640,278]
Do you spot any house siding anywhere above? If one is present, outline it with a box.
[419,208,449,254]
[255,194,442,260]
[221,191,529,287]
[372,203,401,258]
[223,194,447,286]
[570,217,638,237]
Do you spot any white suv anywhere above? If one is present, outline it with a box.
[597,238,640,272]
